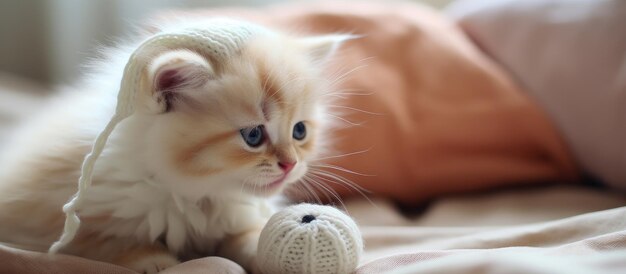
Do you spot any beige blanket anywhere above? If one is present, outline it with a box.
[352,186,626,273]
[0,179,624,273]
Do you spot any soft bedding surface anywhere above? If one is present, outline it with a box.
[1,183,625,273]
[1,1,625,274]
[353,186,626,273]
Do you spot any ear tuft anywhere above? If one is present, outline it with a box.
[149,50,213,112]
[299,34,359,62]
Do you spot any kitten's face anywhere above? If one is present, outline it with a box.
[138,34,342,200]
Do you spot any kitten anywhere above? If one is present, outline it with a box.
[0,19,346,273]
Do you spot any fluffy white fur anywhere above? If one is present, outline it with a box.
[0,19,347,273]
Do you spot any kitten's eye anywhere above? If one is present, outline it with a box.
[292,122,306,140]
[240,125,265,147]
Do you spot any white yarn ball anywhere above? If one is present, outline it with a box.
[257,204,363,274]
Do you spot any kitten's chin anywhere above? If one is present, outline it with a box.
[244,166,307,197]
[245,180,288,197]
[244,176,301,198]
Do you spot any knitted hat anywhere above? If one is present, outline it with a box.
[257,204,363,274]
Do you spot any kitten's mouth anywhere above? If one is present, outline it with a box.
[247,173,294,196]
[265,175,287,189]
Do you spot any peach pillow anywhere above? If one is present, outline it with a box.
[158,1,580,206]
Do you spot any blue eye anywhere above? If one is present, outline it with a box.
[240,125,265,147]
[292,122,306,140]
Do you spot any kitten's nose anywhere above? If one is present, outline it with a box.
[278,161,296,174]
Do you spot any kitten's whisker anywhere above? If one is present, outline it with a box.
[298,179,322,204]
[302,176,331,203]
[323,88,375,97]
[327,114,363,126]
[268,75,318,101]
[327,105,384,116]
[327,63,370,88]
[326,94,348,100]
[327,92,376,98]
[293,183,315,203]
[309,164,375,177]
[305,175,346,204]
[303,175,348,212]
[311,148,371,161]
[301,183,320,204]
[308,169,372,194]
[325,56,375,88]
[308,171,378,209]
[322,89,367,100]
[307,171,363,194]
[354,56,377,64]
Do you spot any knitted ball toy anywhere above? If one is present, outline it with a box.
[257,204,363,274]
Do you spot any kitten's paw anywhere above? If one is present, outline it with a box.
[124,253,179,274]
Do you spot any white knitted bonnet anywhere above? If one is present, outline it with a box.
[49,19,265,253]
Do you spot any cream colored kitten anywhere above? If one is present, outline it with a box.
[0,19,345,273]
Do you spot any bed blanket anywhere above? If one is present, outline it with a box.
[1,184,624,273]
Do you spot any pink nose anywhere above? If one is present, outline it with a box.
[278,161,296,174]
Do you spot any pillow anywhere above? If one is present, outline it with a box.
[448,0,626,190]
[156,1,580,206]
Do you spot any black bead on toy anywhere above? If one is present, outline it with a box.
[301,214,316,223]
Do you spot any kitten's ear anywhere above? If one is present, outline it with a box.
[299,34,357,62]
[148,50,213,112]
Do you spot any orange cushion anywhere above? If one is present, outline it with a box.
[158,1,580,206]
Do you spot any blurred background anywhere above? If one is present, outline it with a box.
[0,0,453,89]
[0,0,453,148]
